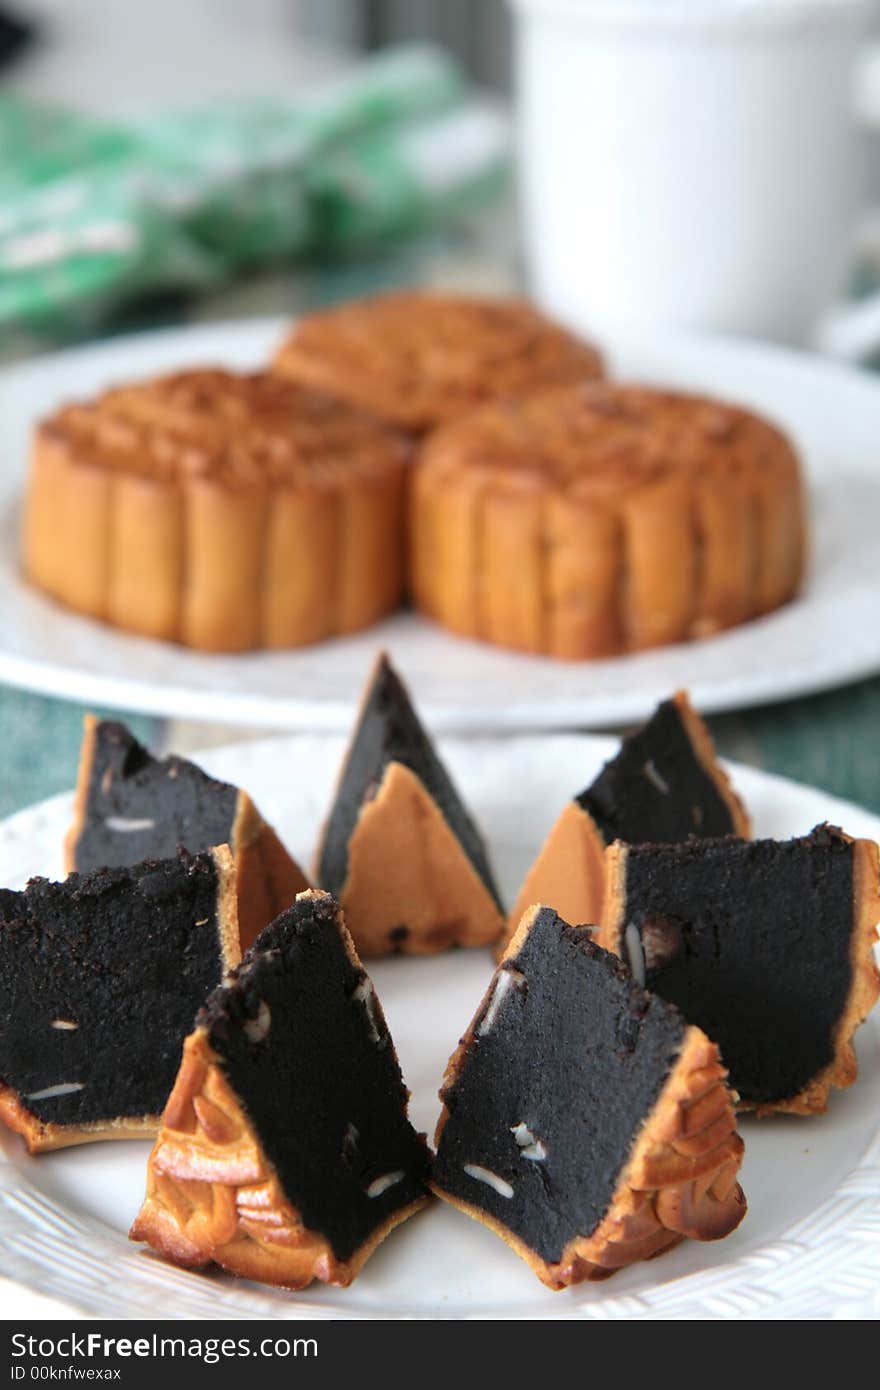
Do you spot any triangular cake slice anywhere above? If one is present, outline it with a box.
[601,825,880,1115]
[314,652,503,956]
[501,691,749,954]
[130,890,431,1289]
[0,848,239,1152]
[432,905,746,1289]
[66,716,309,952]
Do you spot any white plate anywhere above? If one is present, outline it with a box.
[0,733,877,1320]
[1,319,879,732]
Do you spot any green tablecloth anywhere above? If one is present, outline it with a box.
[2,220,879,824]
[2,679,879,824]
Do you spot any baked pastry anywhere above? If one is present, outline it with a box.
[601,825,880,1115]
[130,890,430,1289]
[0,848,239,1153]
[431,905,746,1289]
[314,651,503,955]
[66,716,309,952]
[272,291,604,433]
[502,690,749,950]
[23,368,408,652]
[411,382,806,658]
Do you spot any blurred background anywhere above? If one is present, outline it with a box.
[2,0,880,814]
[6,0,880,358]
[0,0,519,362]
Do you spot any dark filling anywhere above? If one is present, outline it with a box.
[431,907,685,1265]
[200,893,429,1262]
[318,654,501,907]
[0,853,226,1126]
[577,698,736,846]
[619,826,855,1104]
[71,722,238,873]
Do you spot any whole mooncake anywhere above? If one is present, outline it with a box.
[411,382,805,658]
[23,368,409,652]
[272,290,604,433]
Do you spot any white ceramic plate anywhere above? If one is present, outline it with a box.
[1,319,879,732]
[0,733,877,1320]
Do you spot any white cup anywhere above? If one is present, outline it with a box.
[509,0,878,348]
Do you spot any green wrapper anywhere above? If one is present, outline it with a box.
[309,100,510,251]
[0,44,508,332]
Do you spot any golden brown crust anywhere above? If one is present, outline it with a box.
[272,291,604,432]
[211,844,243,979]
[236,823,311,952]
[131,1031,428,1288]
[23,445,113,622]
[62,712,99,877]
[332,760,503,957]
[600,833,880,1116]
[432,907,745,1290]
[23,369,409,652]
[0,846,240,1155]
[131,897,430,1288]
[595,847,642,949]
[230,794,310,954]
[0,1085,160,1154]
[497,801,605,961]
[411,382,806,659]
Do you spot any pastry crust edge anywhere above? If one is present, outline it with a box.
[130,889,430,1288]
[495,689,749,961]
[336,760,503,957]
[230,793,311,953]
[763,833,880,1116]
[431,905,746,1290]
[314,652,502,957]
[672,690,751,838]
[600,828,880,1116]
[64,715,309,955]
[496,800,605,961]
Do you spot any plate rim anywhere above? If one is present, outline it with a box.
[2,317,880,732]
[0,730,877,1321]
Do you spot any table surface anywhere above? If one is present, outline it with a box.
[2,211,880,823]
[1,210,880,1329]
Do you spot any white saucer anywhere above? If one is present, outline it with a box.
[0,732,877,1319]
